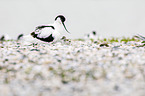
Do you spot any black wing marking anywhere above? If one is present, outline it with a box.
[31,32,54,42]
[36,34,54,42]
[35,25,55,31]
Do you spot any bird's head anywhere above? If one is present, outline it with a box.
[55,15,70,33]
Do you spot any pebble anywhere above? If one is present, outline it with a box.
[0,40,145,96]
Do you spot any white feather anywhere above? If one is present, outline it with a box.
[38,27,53,38]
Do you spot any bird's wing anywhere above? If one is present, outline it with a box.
[35,25,55,38]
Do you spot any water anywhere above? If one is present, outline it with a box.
[0,0,145,39]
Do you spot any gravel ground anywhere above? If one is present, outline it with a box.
[0,40,145,96]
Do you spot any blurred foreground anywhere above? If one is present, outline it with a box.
[0,38,145,96]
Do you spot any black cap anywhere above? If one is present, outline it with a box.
[55,15,66,22]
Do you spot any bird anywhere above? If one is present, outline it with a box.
[30,15,70,43]
[84,31,97,41]
[0,35,5,41]
[0,34,11,41]
[135,34,145,41]
[17,34,24,40]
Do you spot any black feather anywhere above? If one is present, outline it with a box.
[55,15,66,22]
[35,34,54,42]
[31,32,38,38]
[17,34,24,40]
[35,25,55,30]
[0,35,5,41]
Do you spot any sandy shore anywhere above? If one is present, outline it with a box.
[0,40,145,96]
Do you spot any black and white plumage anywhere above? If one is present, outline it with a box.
[84,31,97,40]
[0,34,11,41]
[17,34,24,40]
[135,34,145,41]
[29,15,70,43]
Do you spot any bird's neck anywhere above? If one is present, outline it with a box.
[54,21,64,32]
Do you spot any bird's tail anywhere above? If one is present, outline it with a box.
[31,32,38,38]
